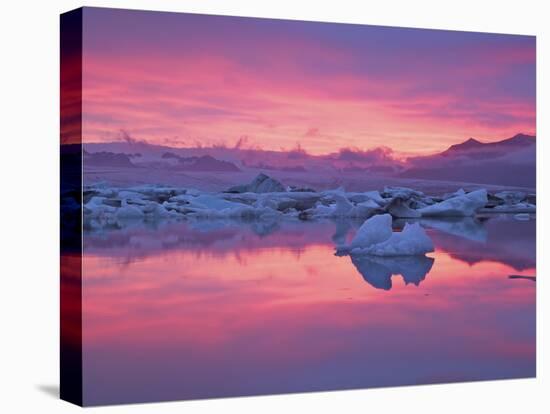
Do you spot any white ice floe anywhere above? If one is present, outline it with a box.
[494,191,526,205]
[354,222,435,256]
[115,204,145,220]
[348,191,385,205]
[183,194,280,219]
[479,203,536,214]
[331,193,354,216]
[418,189,487,217]
[513,213,531,221]
[442,188,466,200]
[383,186,424,199]
[347,214,434,256]
[386,198,422,218]
[226,173,285,193]
[317,193,380,218]
[80,174,535,230]
[349,214,393,249]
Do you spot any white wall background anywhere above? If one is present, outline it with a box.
[0,0,547,412]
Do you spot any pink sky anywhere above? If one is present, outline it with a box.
[80,8,536,156]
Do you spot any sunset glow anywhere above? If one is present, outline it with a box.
[81,8,536,155]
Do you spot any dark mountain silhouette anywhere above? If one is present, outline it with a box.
[441,133,535,157]
[83,151,136,168]
[162,152,240,172]
[402,133,535,188]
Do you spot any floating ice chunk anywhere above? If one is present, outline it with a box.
[357,199,380,209]
[349,214,393,249]
[177,193,280,219]
[495,191,526,205]
[189,195,240,211]
[442,188,466,200]
[386,198,421,218]
[186,188,202,197]
[310,203,336,216]
[115,204,145,220]
[514,213,531,221]
[168,194,192,203]
[260,193,321,212]
[86,196,107,206]
[383,186,424,199]
[348,191,384,206]
[344,199,381,218]
[418,189,487,217]
[226,173,285,193]
[331,193,354,216]
[481,203,536,214]
[117,190,148,202]
[314,192,378,218]
[142,202,175,218]
[354,222,434,256]
[84,196,117,218]
[364,190,385,205]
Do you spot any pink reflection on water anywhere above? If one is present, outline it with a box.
[81,224,535,404]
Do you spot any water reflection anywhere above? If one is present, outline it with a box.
[84,216,532,266]
[429,216,536,271]
[349,255,434,290]
[420,217,487,243]
[81,215,535,405]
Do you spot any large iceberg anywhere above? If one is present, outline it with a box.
[346,214,434,256]
[349,214,393,249]
[418,189,487,217]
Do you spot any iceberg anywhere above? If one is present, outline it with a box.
[480,203,536,214]
[382,186,424,199]
[331,193,354,216]
[349,214,393,249]
[311,191,381,218]
[495,191,526,205]
[80,183,535,230]
[418,189,487,217]
[346,213,434,256]
[442,188,466,200]
[115,204,145,220]
[386,197,421,218]
[354,222,434,256]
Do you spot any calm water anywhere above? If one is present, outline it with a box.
[80,215,536,405]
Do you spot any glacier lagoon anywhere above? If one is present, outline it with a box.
[78,214,535,405]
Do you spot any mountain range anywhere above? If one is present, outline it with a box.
[403,133,535,187]
[81,133,535,188]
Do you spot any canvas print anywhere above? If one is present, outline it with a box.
[60,7,536,406]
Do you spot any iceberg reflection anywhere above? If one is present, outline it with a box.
[419,217,487,243]
[349,254,435,290]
